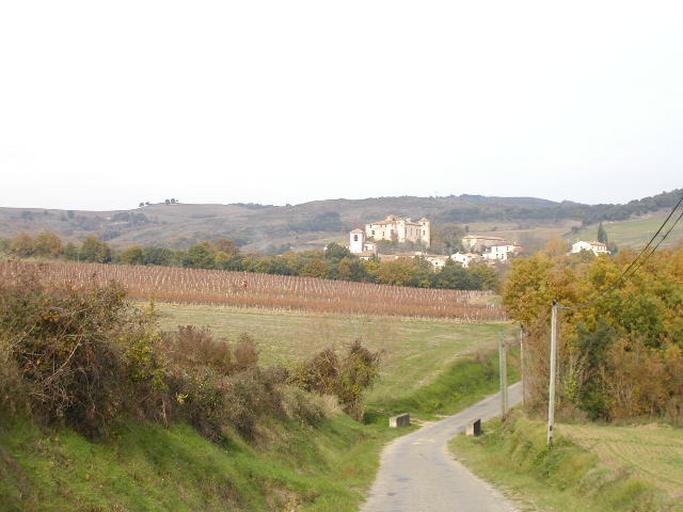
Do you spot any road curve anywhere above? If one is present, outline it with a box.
[361,382,523,512]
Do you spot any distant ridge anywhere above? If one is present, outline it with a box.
[0,189,680,252]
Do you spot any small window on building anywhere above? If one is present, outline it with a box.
[353,235,358,241]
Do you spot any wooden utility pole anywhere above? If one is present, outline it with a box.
[547,300,559,447]
[499,334,508,418]
[519,325,525,406]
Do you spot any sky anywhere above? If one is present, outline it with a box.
[1,1,682,211]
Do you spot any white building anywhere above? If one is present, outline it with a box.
[450,252,481,268]
[365,215,431,247]
[571,240,609,256]
[348,229,378,257]
[482,244,519,262]
[425,255,450,270]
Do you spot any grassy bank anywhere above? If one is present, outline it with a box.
[0,342,516,511]
[0,413,397,512]
[450,413,680,512]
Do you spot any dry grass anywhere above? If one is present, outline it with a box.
[0,259,506,320]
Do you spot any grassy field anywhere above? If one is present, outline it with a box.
[450,413,682,512]
[561,423,683,500]
[154,302,515,406]
[569,212,683,249]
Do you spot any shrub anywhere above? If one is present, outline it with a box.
[281,386,328,426]
[223,368,285,438]
[166,367,229,441]
[0,270,130,437]
[0,338,27,418]
[290,348,339,396]
[163,325,232,374]
[338,340,382,420]
[290,340,381,421]
[120,319,170,424]
[232,333,259,372]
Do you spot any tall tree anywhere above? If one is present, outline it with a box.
[597,222,608,244]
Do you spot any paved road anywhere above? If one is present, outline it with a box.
[361,383,523,512]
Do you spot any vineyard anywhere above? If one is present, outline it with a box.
[0,260,506,320]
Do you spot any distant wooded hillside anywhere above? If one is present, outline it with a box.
[0,189,680,252]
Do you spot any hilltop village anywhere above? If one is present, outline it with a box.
[346,214,522,270]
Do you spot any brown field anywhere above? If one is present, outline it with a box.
[1,259,506,320]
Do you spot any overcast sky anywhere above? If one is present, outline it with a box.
[1,1,682,210]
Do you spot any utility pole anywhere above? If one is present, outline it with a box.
[499,334,508,418]
[519,324,525,407]
[547,300,559,447]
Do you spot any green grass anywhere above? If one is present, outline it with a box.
[0,413,399,512]
[154,302,515,406]
[450,413,681,512]
[372,347,519,419]
[569,212,683,249]
[560,422,683,500]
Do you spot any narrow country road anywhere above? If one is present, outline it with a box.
[361,382,523,512]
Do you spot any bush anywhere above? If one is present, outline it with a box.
[223,368,286,438]
[232,333,259,372]
[281,386,328,426]
[0,270,130,436]
[0,338,27,418]
[163,325,232,374]
[290,340,381,421]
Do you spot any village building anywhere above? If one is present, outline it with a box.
[348,229,378,258]
[450,252,482,268]
[424,255,449,270]
[482,243,520,262]
[462,234,521,263]
[365,215,431,247]
[570,240,609,256]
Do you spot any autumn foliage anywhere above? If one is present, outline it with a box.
[503,244,683,424]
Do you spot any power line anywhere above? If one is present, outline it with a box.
[623,207,683,280]
[617,192,683,281]
[569,192,683,311]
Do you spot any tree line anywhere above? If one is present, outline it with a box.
[0,232,501,291]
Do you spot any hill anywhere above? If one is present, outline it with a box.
[0,189,680,252]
